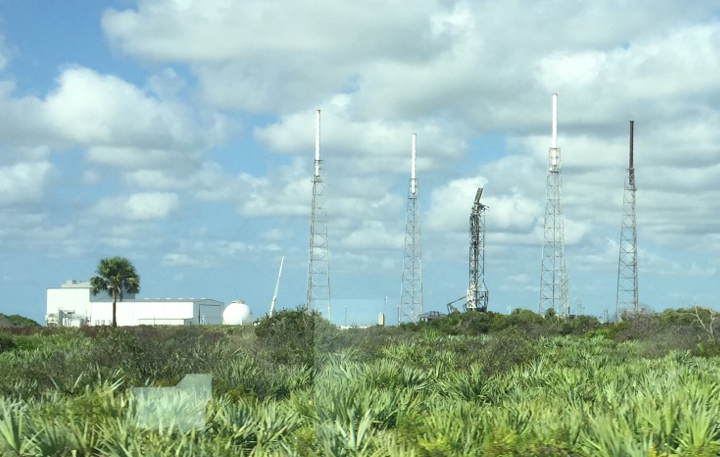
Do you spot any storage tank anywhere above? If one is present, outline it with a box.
[222,300,254,325]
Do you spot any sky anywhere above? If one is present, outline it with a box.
[1,0,720,326]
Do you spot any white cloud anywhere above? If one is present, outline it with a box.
[162,238,282,268]
[338,221,404,250]
[0,66,232,176]
[44,67,194,147]
[125,192,180,219]
[426,176,488,232]
[102,0,450,111]
[86,146,202,170]
[254,101,467,175]
[163,253,210,268]
[95,192,180,220]
[0,162,54,205]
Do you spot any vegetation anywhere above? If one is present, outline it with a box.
[90,256,141,328]
[0,314,40,328]
[0,306,718,455]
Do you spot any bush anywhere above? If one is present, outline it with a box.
[0,334,16,354]
[480,328,539,378]
[255,307,337,365]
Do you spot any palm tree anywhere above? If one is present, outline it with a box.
[90,256,140,327]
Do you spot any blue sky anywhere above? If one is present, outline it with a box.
[1,0,720,325]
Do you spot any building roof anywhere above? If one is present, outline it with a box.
[91,298,224,304]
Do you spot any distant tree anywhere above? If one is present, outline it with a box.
[90,256,140,328]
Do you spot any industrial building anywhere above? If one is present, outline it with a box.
[46,280,223,326]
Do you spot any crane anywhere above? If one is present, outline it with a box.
[446,295,466,314]
[268,256,284,318]
[466,188,489,312]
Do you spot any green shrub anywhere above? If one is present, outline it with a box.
[255,307,337,365]
[0,334,16,354]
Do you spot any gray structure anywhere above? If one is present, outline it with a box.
[399,133,423,323]
[616,121,639,317]
[306,110,331,318]
[539,93,570,316]
[467,188,488,312]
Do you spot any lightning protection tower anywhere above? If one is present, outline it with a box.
[399,133,423,323]
[306,110,331,318]
[538,93,569,316]
[467,188,489,312]
[616,121,638,318]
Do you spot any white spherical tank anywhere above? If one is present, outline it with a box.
[223,300,254,325]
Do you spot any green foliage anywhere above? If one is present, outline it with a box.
[90,256,141,328]
[0,310,719,454]
[0,314,40,328]
[0,334,16,354]
[255,307,336,365]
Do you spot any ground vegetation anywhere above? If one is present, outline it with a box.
[0,306,718,455]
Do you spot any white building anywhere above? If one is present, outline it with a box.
[89,299,223,326]
[46,280,222,327]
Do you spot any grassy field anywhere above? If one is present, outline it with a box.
[0,308,718,456]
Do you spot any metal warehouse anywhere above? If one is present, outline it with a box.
[46,280,223,326]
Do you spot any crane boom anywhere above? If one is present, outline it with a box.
[269,256,284,317]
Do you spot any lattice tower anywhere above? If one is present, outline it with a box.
[400,133,423,323]
[616,121,638,318]
[467,188,489,312]
[539,93,570,316]
[307,110,331,318]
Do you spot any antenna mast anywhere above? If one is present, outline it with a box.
[467,188,489,312]
[307,110,331,318]
[539,93,570,316]
[399,133,423,323]
[616,121,638,319]
[269,256,284,318]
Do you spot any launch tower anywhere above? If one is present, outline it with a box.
[467,188,489,312]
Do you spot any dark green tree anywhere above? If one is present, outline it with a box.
[90,256,140,328]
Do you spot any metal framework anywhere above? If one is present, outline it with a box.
[400,133,423,323]
[466,188,489,312]
[539,93,569,316]
[307,110,330,318]
[616,121,638,318]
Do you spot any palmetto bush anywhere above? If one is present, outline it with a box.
[2,323,720,455]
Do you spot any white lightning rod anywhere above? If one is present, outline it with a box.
[551,93,558,167]
[411,133,417,195]
[269,256,285,318]
[314,109,321,177]
[552,93,558,149]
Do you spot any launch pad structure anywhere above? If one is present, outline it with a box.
[306,110,331,318]
[399,133,423,323]
[466,188,489,312]
[539,93,570,317]
[616,121,639,318]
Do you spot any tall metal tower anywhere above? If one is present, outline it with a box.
[616,121,638,318]
[467,188,489,312]
[539,93,569,316]
[306,109,330,318]
[399,133,423,323]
